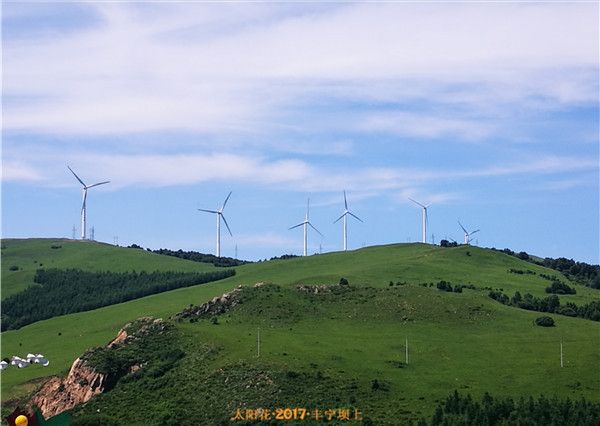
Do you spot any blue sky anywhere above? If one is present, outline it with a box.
[2,2,598,263]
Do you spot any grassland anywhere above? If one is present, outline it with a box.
[71,283,599,424]
[1,239,598,423]
[1,238,217,299]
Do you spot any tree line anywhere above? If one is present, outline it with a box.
[424,390,600,425]
[1,268,235,330]
[488,289,600,322]
[147,247,249,267]
[492,248,600,289]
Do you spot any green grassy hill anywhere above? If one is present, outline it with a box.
[1,238,217,299]
[1,239,598,423]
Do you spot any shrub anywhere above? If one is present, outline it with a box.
[436,280,453,292]
[545,280,576,295]
[535,316,555,327]
[339,277,349,286]
[9,265,19,271]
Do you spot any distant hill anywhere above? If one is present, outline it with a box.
[1,240,598,423]
[1,238,218,299]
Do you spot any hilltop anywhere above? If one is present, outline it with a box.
[1,239,598,423]
[1,238,218,299]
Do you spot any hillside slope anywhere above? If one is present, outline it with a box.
[1,241,598,418]
[1,238,217,299]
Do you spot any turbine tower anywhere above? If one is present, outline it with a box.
[289,198,322,256]
[458,221,480,245]
[67,166,110,240]
[199,192,232,258]
[409,198,430,244]
[334,190,363,251]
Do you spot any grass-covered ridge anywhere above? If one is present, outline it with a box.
[1,239,598,418]
[0,238,218,299]
[65,282,599,425]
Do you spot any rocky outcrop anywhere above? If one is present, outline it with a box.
[29,357,107,418]
[173,284,254,320]
[296,283,351,294]
[27,317,168,419]
[173,283,270,321]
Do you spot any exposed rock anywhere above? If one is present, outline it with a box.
[29,357,107,418]
[107,328,128,348]
[173,285,248,320]
[296,283,350,294]
[27,317,168,419]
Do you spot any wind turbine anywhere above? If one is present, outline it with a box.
[334,191,363,251]
[409,198,430,244]
[198,192,232,258]
[289,198,322,256]
[458,221,480,245]
[67,166,110,240]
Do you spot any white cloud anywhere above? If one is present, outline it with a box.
[3,146,596,199]
[2,2,597,137]
[1,161,44,182]
[359,111,494,140]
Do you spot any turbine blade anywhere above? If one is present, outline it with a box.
[221,191,232,211]
[198,209,218,214]
[308,222,323,236]
[458,221,468,234]
[333,212,346,223]
[67,166,86,187]
[348,211,363,222]
[221,214,233,236]
[86,181,110,189]
[343,190,348,210]
[82,190,87,211]
[289,222,304,230]
[409,197,425,208]
[470,229,480,235]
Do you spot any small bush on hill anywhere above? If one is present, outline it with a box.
[436,280,453,292]
[440,240,458,247]
[535,316,555,327]
[545,280,576,295]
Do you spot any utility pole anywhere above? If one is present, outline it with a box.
[257,327,261,358]
[72,225,76,240]
[113,236,119,246]
[235,244,238,259]
[431,234,435,244]
[90,226,95,241]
